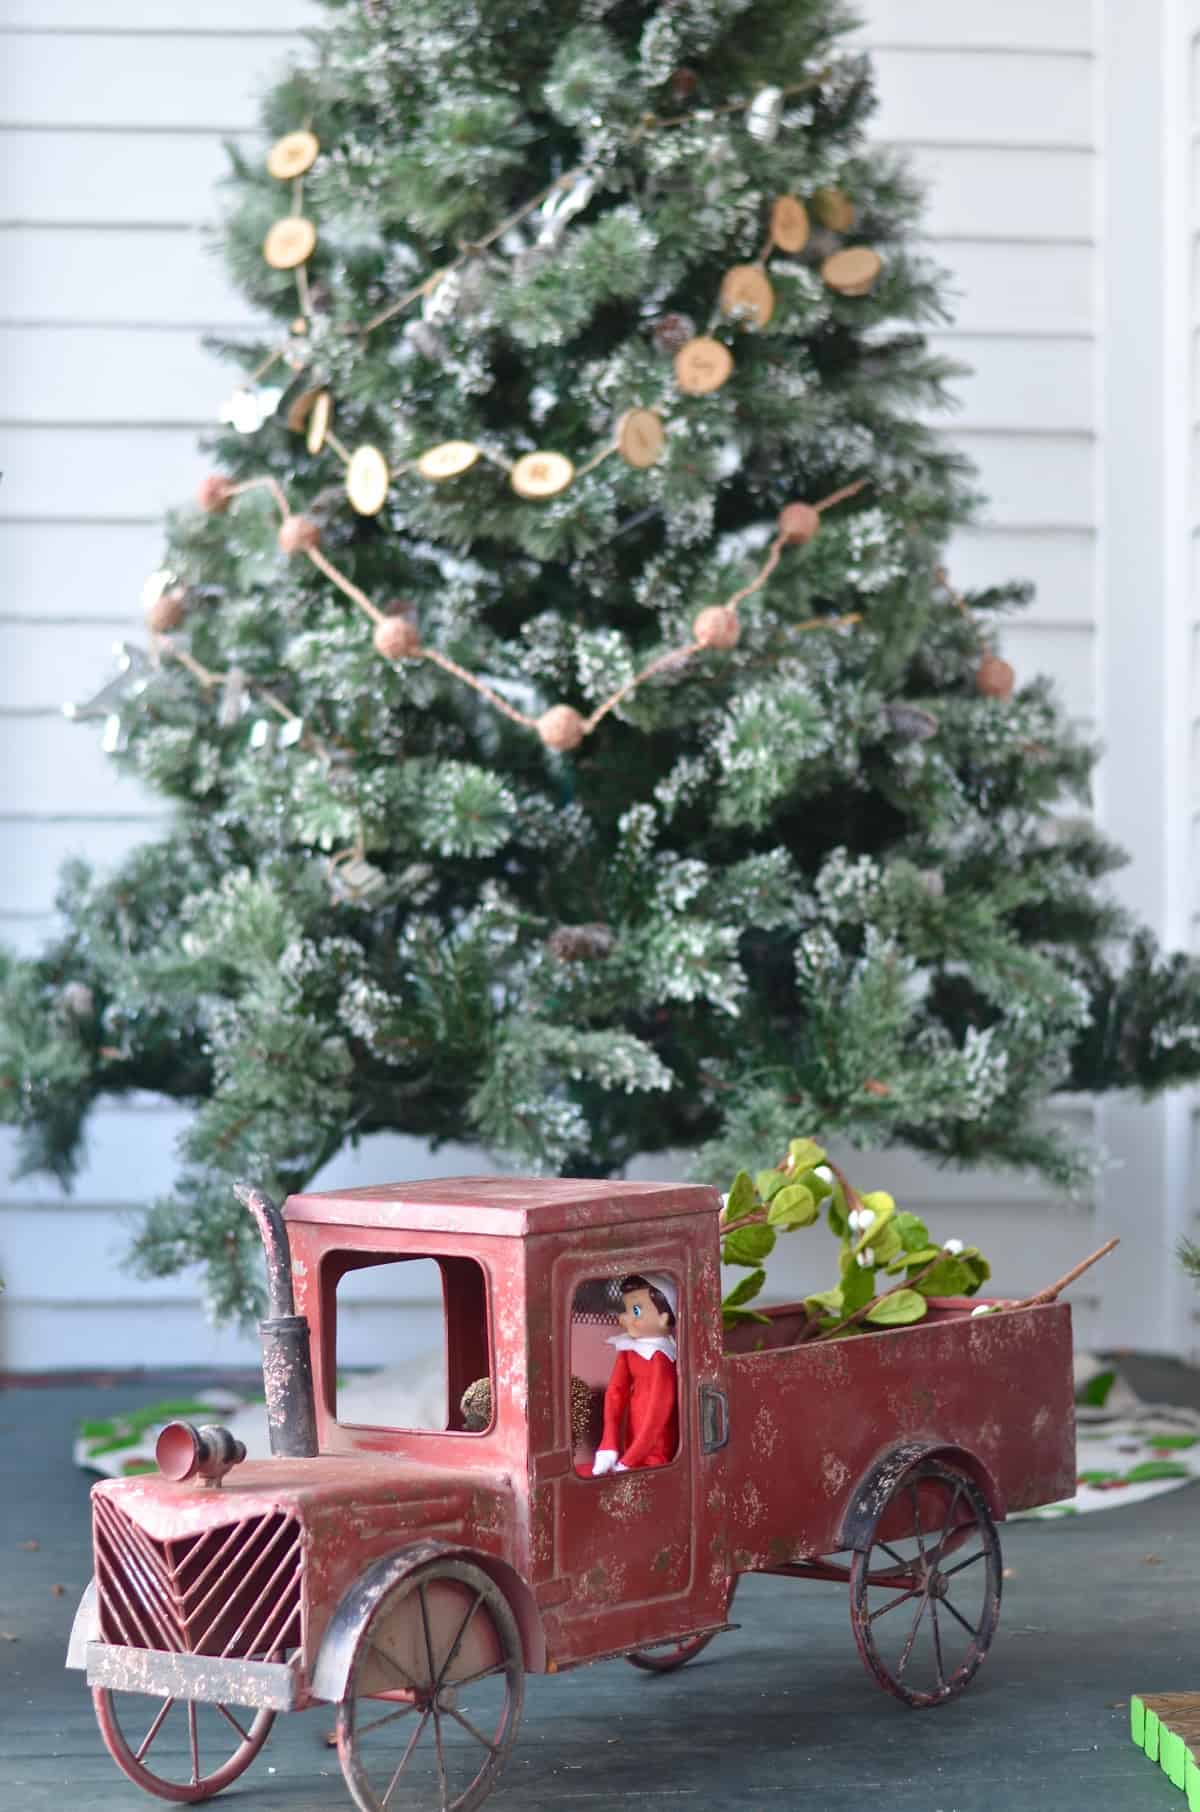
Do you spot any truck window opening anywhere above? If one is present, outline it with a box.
[332,1253,492,1433]
[570,1275,681,1472]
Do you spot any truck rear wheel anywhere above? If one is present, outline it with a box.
[336,1558,523,1812]
[848,1459,1001,1707]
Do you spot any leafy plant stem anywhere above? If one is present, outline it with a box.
[813,1246,953,1343]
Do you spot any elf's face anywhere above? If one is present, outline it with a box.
[618,1287,673,1339]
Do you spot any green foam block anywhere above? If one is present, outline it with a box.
[1163,1730,1187,1788]
[1146,1710,1161,1761]
[1186,1752,1200,1812]
[1131,1697,1146,1746]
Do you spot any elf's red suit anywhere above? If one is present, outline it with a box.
[599,1343,678,1470]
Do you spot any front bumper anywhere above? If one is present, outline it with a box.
[85,1641,302,1711]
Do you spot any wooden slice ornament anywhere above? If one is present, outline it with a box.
[511,451,575,500]
[770,195,810,253]
[418,440,480,482]
[821,246,882,297]
[674,336,734,395]
[267,130,319,181]
[306,390,332,454]
[346,445,390,516]
[264,216,317,270]
[719,264,775,328]
[287,386,323,433]
[812,187,856,233]
[616,408,666,470]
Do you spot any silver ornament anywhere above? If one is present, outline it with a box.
[330,854,395,905]
[278,717,305,749]
[63,640,151,724]
[422,268,462,326]
[746,85,784,144]
[218,666,249,728]
[536,171,598,248]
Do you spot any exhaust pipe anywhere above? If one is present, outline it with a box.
[235,1181,319,1459]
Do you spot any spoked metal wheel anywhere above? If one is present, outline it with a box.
[92,1687,275,1802]
[627,1581,737,1673]
[336,1559,524,1812]
[849,1460,1002,1707]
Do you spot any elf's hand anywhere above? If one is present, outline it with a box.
[592,1449,619,1476]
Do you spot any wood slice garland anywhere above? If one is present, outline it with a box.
[778,501,820,545]
[538,705,586,751]
[346,445,390,516]
[278,514,320,555]
[719,264,775,328]
[264,216,317,270]
[616,408,666,469]
[674,336,734,395]
[306,390,332,454]
[510,451,575,500]
[145,587,187,634]
[418,440,480,481]
[373,616,422,660]
[693,605,740,649]
[266,130,319,181]
[976,652,1016,700]
[770,195,810,253]
[821,246,883,297]
[812,187,856,232]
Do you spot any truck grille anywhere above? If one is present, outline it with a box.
[94,1499,302,1661]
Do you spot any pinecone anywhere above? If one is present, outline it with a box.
[651,313,696,355]
[460,1377,492,1431]
[547,923,615,963]
[571,1374,598,1451]
[884,703,939,742]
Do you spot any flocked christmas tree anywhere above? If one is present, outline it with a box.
[6,0,1200,1325]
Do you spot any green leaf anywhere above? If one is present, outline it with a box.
[766,1183,818,1228]
[787,1138,826,1173]
[860,1190,896,1219]
[803,1285,843,1316]
[1123,1460,1194,1482]
[840,1261,876,1315]
[796,1167,833,1204]
[756,1168,790,1201]
[887,1244,941,1272]
[868,1221,903,1264]
[864,1289,928,1327]
[722,1268,766,1310]
[913,1257,974,1297]
[722,1306,773,1327]
[894,1211,931,1253]
[724,1169,757,1219]
[722,1222,776,1267]
[826,1184,849,1239]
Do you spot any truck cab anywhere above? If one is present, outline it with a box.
[285,1173,733,1667]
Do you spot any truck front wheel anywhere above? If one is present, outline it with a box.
[336,1558,524,1812]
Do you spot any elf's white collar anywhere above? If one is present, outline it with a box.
[607,1333,677,1363]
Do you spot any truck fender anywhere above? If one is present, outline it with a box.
[65,1577,98,1670]
[310,1539,545,1705]
[838,1438,1006,1553]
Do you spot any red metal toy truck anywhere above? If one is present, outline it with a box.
[67,1174,1076,1810]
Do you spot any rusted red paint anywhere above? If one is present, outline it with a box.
[69,1174,1078,1804]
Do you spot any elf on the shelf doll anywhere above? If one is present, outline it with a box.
[591,1273,679,1475]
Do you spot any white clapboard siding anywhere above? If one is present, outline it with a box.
[3,0,1167,1371]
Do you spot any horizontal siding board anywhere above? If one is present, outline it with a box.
[924,333,1093,433]
[0,129,254,225]
[905,146,1095,242]
[948,430,1096,529]
[0,620,142,713]
[2,325,241,426]
[852,0,1094,53]
[871,48,1093,148]
[992,623,1095,718]
[0,818,164,917]
[5,326,1092,436]
[0,425,206,519]
[936,239,1094,336]
[945,526,1096,622]
[1,521,176,619]
[0,2,322,25]
[0,227,255,328]
[0,33,298,131]
[0,717,160,814]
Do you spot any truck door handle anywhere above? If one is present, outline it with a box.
[699,1385,730,1453]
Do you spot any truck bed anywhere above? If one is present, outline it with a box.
[721,1298,1076,1565]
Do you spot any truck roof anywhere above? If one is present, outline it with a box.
[283,1175,720,1239]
